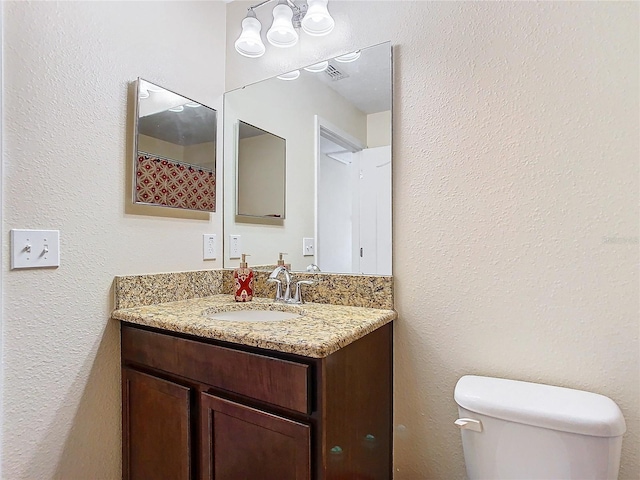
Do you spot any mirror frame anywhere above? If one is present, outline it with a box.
[133,78,218,212]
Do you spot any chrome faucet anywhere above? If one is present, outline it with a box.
[267,265,291,302]
[267,265,315,304]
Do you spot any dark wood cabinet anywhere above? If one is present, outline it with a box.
[121,322,392,480]
[200,393,311,480]
[122,368,192,480]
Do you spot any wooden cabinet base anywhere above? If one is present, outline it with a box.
[121,323,392,479]
[201,393,311,480]
[122,368,192,480]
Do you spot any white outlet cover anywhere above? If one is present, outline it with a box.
[229,234,242,259]
[203,234,217,260]
[11,229,60,269]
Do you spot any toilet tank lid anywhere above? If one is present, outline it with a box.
[454,375,626,437]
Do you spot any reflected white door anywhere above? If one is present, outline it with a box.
[357,146,392,275]
[317,152,354,273]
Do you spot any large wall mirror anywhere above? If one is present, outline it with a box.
[134,78,217,212]
[223,42,392,274]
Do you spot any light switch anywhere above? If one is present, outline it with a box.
[303,237,315,257]
[11,229,60,269]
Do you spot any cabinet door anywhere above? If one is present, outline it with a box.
[200,393,310,480]
[122,367,192,480]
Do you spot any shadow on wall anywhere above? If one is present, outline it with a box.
[392,317,468,479]
[24,320,122,479]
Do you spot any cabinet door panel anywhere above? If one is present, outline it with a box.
[122,368,192,480]
[200,393,310,480]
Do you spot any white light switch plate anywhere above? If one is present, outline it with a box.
[203,234,217,260]
[303,237,315,257]
[11,229,60,269]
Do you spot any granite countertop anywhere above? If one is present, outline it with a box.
[112,294,396,358]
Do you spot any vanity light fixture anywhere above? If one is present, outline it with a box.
[185,102,201,108]
[235,10,266,58]
[235,0,334,58]
[301,0,334,36]
[266,0,298,48]
[335,50,361,63]
[168,106,184,112]
[277,70,301,81]
[303,60,329,73]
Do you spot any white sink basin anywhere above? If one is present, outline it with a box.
[204,309,301,322]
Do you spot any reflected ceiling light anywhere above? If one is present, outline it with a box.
[168,106,184,112]
[235,0,334,58]
[277,70,300,81]
[235,10,266,58]
[185,102,201,108]
[301,0,334,36]
[335,50,361,63]
[138,87,149,99]
[266,0,298,48]
[304,60,329,73]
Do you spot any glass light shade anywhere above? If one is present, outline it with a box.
[235,14,266,58]
[277,70,301,81]
[267,3,298,48]
[304,61,329,73]
[168,105,184,112]
[301,0,334,36]
[335,50,361,63]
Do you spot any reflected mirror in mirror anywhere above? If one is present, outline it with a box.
[236,121,286,218]
[223,42,392,275]
[134,78,217,212]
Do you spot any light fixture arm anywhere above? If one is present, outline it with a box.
[247,0,307,27]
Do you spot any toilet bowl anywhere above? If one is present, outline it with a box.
[454,375,626,480]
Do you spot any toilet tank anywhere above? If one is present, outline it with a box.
[454,375,626,480]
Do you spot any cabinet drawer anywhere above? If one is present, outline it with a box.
[121,325,310,414]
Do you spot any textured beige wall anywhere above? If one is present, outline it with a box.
[226,1,639,478]
[2,2,226,478]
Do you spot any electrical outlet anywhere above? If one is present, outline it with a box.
[229,235,242,259]
[303,237,315,257]
[203,234,217,260]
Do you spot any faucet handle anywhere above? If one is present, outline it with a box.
[292,280,315,304]
[267,277,283,302]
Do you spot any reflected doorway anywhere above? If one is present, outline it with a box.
[315,118,392,275]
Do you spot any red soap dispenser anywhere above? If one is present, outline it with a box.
[233,253,254,302]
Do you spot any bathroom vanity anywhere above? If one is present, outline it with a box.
[113,287,396,480]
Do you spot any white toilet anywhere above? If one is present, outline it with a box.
[454,375,626,480]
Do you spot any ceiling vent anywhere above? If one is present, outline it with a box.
[325,64,349,81]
